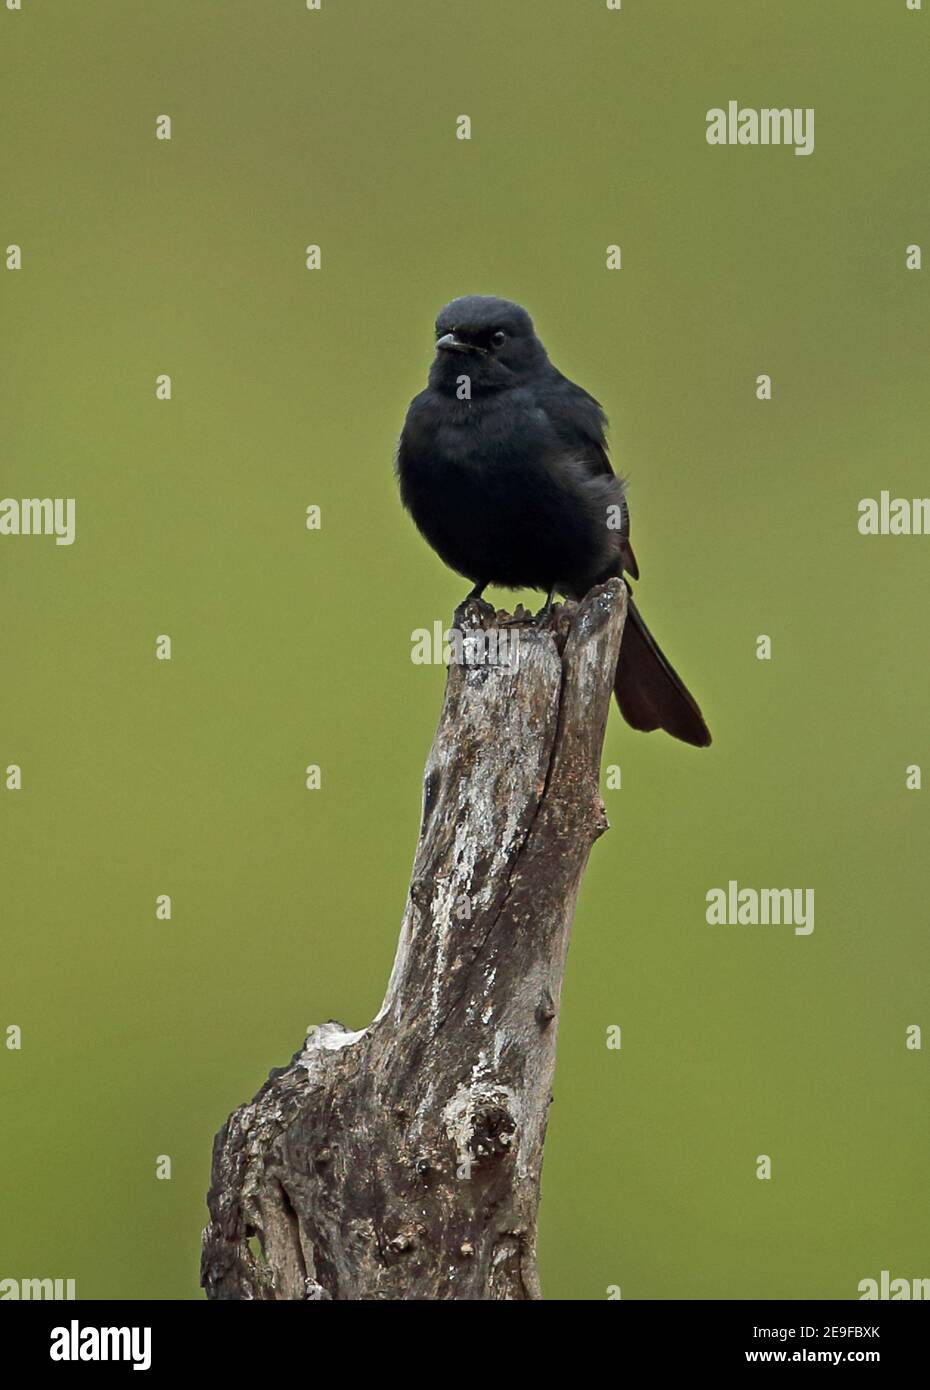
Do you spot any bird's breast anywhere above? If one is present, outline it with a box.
[397,389,611,591]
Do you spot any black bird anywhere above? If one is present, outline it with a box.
[396,295,711,747]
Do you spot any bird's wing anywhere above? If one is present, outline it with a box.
[539,373,640,580]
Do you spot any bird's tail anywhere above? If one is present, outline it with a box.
[614,597,711,747]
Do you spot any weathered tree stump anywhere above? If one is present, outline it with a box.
[201,578,627,1300]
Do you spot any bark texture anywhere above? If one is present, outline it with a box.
[201,578,627,1301]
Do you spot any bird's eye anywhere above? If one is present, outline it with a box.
[490,329,507,348]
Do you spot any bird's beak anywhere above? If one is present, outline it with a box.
[435,333,472,354]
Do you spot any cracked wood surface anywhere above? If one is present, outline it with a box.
[201,578,627,1300]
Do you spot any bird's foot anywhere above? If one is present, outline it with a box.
[533,591,557,628]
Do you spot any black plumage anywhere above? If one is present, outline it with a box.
[396,295,711,747]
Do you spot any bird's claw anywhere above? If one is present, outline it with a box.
[533,595,556,628]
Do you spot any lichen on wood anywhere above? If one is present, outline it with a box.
[201,578,627,1301]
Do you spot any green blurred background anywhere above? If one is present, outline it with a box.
[1,0,928,1300]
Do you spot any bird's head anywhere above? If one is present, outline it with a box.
[428,295,548,394]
